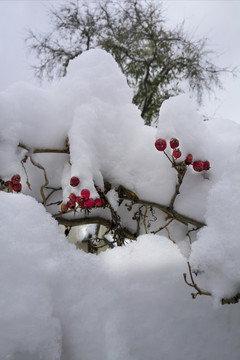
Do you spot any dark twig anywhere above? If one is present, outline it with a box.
[169,162,187,210]
[54,215,136,240]
[18,143,69,154]
[120,197,205,229]
[30,155,49,207]
[183,261,211,299]
[151,218,174,235]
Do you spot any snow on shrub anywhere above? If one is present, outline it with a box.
[1,49,240,359]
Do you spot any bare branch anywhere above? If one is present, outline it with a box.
[54,214,137,240]
[183,262,212,299]
[30,155,49,207]
[25,0,236,125]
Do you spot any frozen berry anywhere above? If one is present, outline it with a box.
[169,138,179,149]
[11,174,21,184]
[84,198,95,209]
[193,161,204,172]
[12,183,22,192]
[95,198,102,207]
[203,161,210,170]
[185,154,193,165]
[155,138,167,151]
[81,189,90,199]
[61,203,68,213]
[5,181,13,190]
[70,176,80,187]
[80,202,85,209]
[76,196,82,204]
[67,200,76,209]
[69,193,77,202]
[172,148,181,159]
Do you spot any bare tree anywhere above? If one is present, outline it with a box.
[26,0,235,125]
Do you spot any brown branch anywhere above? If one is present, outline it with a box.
[18,143,69,154]
[186,227,199,244]
[183,261,211,299]
[121,197,205,229]
[53,214,136,240]
[169,162,187,210]
[17,144,205,229]
[151,218,174,235]
[132,209,141,238]
[99,190,126,246]
[163,150,174,164]
[165,225,175,244]
[30,155,49,207]
[45,187,62,203]
[20,154,32,190]
[143,205,148,234]
[184,262,240,305]
[221,294,240,305]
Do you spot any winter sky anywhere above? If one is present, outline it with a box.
[0,0,239,123]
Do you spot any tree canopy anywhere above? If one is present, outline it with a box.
[26,0,231,125]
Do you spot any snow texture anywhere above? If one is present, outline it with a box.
[0,49,240,359]
[1,192,240,360]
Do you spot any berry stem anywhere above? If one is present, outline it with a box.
[163,150,174,164]
[169,162,187,210]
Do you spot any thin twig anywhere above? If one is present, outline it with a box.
[18,143,69,154]
[30,155,49,207]
[54,215,136,240]
[45,187,62,203]
[20,154,32,190]
[169,162,187,210]
[183,262,211,299]
[186,227,199,244]
[120,197,205,229]
[165,226,175,244]
[151,218,173,235]
[143,205,148,234]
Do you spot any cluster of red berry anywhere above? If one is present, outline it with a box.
[60,176,106,213]
[155,138,210,172]
[155,137,182,159]
[4,174,22,193]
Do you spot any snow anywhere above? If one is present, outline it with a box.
[0,50,175,206]
[0,48,240,359]
[1,192,240,360]
[190,149,240,301]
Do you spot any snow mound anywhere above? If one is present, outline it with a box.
[1,192,240,360]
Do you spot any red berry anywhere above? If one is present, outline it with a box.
[76,196,82,204]
[203,161,210,170]
[70,176,80,187]
[81,189,90,199]
[193,161,204,172]
[172,148,181,159]
[84,198,95,209]
[11,174,21,184]
[155,138,167,151]
[69,193,77,202]
[12,183,22,192]
[5,181,13,190]
[61,203,68,213]
[95,198,102,207]
[80,202,85,209]
[169,138,179,149]
[185,154,193,165]
[67,200,76,209]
